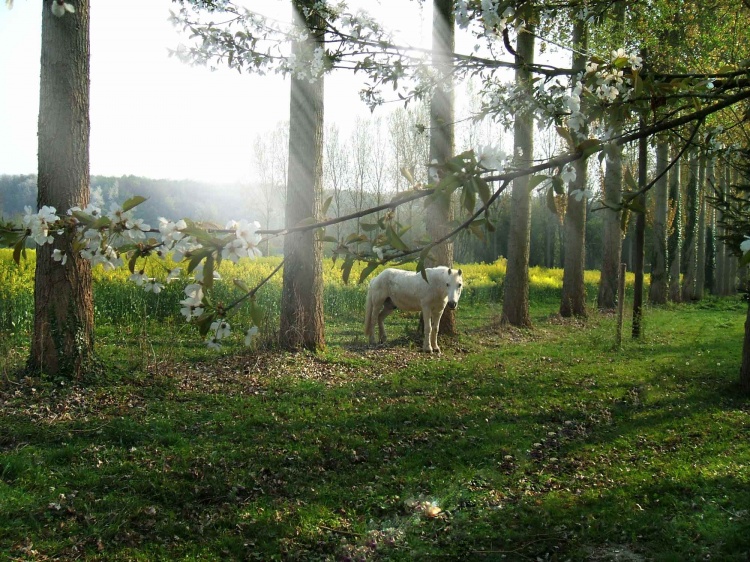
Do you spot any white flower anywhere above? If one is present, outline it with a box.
[158,217,186,244]
[741,236,750,253]
[611,48,627,61]
[210,320,231,340]
[51,0,75,17]
[144,279,164,294]
[561,165,577,184]
[628,54,643,71]
[129,271,149,286]
[476,144,507,170]
[585,61,599,74]
[166,267,182,283]
[193,262,221,283]
[206,338,222,351]
[244,326,259,346]
[428,159,440,183]
[23,205,59,246]
[179,283,204,321]
[52,249,67,265]
[571,188,594,202]
[372,245,384,260]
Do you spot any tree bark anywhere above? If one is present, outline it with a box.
[30,1,94,378]
[632,129,647,339]
[681,152,699,302]
[500,25,535,328]
[280,0,325,351]
[560,19,587,318]
[648,139,669,304]
[426,0,457,334]
[695,154,707,300]
[668,147,682,302]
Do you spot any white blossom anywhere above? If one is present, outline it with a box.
[52,249,67,265]
[741,236,750,254]
[561,165,577,184]
[51,0,75,17]
[476,144,507,171]
[210,319,231,340]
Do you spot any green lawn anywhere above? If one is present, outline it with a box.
[1,295,749,561]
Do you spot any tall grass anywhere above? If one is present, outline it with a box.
[0,249,635,339]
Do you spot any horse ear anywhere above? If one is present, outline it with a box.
[448,268,452,275]
[458,269,462,276]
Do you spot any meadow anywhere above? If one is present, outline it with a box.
[1,249,749,561]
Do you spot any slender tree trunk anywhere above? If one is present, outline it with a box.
[426,0,456,334]
[280,0,325,351]
[649,139,669,304]
[560,19,587,318]
[596,3,625,311]
[668,147,683,302]
[682,152,699,301]
[30,1,94,377]
[695,154,707,300]
[705,158,716,294]
[715,161,728,296]
[632,128,647,338]
[500,26,535,328]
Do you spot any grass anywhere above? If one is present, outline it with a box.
[1,274,749,561]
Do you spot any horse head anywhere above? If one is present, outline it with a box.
[446,268,463,310]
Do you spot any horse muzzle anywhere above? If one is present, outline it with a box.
[447,301,458,310]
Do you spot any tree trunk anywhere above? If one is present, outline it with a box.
[695,154,707,300]
[668,147,682,302]
[681,152,699,302]
[596,3,625,311]
[648,139,669,304]
[30,1,94,378]
[632,129,647,339]
[500,26,534,328]
[280,0,325,351]
[705,158,716,294]
[426,0,456,334]
[560,19,587,318]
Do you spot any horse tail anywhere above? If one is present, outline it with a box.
[364,284,374,337]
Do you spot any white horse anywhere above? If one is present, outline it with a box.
[365,266,463,353]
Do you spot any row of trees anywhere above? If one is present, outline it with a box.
[8,0,750,390]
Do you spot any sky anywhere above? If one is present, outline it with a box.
[0,0,430,184]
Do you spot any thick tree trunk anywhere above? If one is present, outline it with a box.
[560,20,587,318]
[681,152,699,301]
[500,26,534,328]
[649,139,669,304]
[426,0,456,335]
[668,148,683,302]
[280,1,325,351]
[30,1,94,377]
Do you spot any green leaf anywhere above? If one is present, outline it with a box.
[474,176,492,206]
[386,225,410,251]
[128,252,140,274]
[468,220,486,242]
[552,175,565,195]
[360,222,380,232]
[121,196,148,213]
[462,181,477,214]
[400,167,414,184]
[233,279,250,293]
[321,235,339,244]
[577,139,601,158]
[435,173,462,194]
[203,254,216,290]
[321,195,333,216]
[196,312,216,338]
[341,256,355,285]
[623,167,638,192]
[12,237,25,265]
[528,175,550,191]
[358,262,380,284]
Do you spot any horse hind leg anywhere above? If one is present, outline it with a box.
[377,298,396,344]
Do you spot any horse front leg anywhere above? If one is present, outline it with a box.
[430,307,445,354]
[421,305,433,353]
